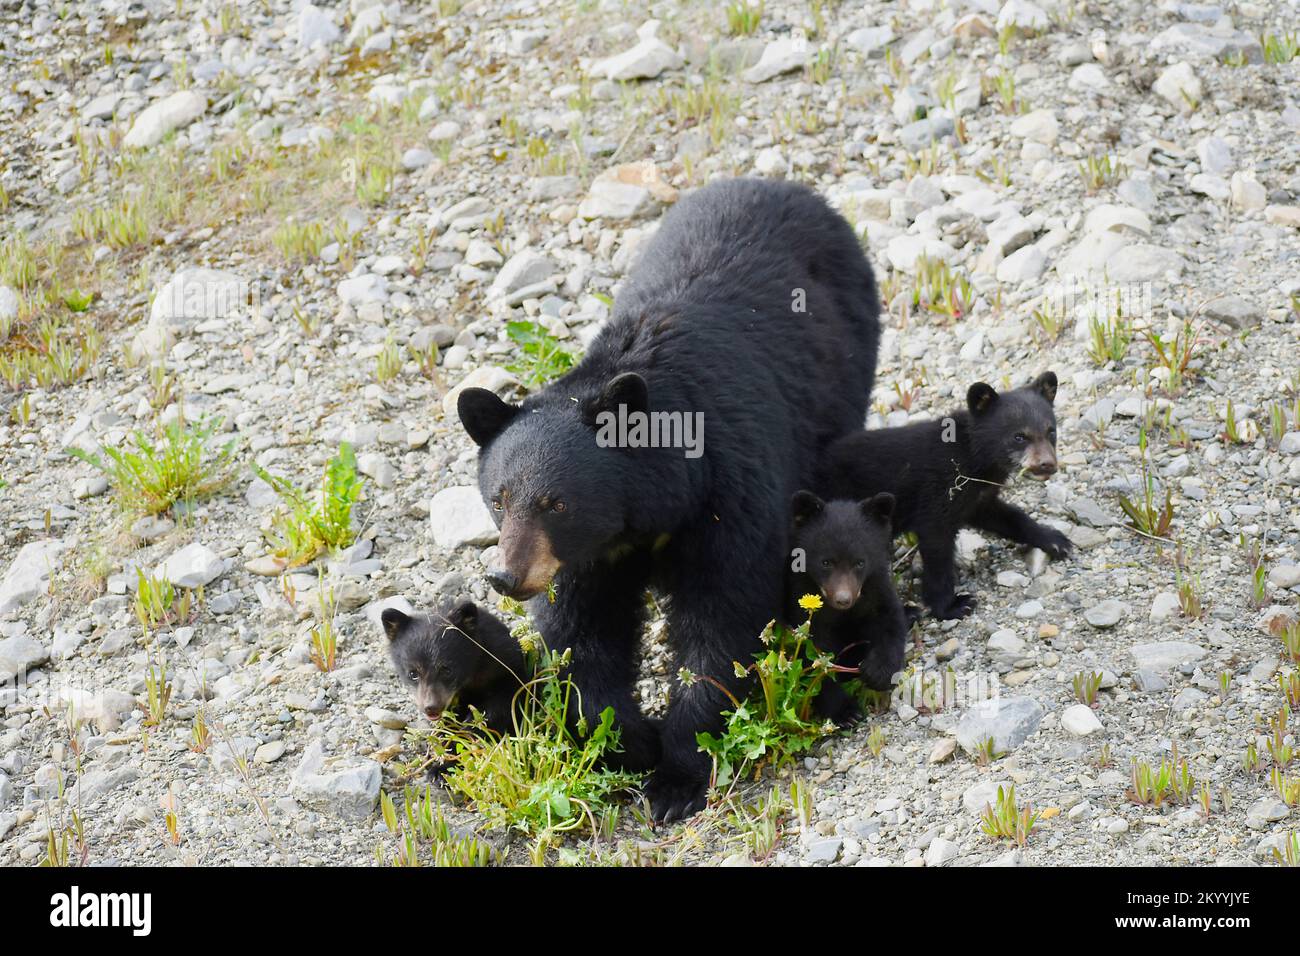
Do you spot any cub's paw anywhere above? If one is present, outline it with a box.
[425,761,454,783]
[1036,528,1074,560]
[859,647,904,693]
[903,604,924,627]
[814,683,865,727]
[643,769,708,824]
[934,593,977,620]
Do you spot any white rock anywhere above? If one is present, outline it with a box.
[429,120,462,142]
[1130,640,1206,672]
[1196,136,1232,175]
[986,214,1034,255]
[1061,704,1103,736]
[401,147,433,170]
[1153,62,1201,111]
[357,452,395,488]
[925,836,960,867]
[1083,204,1150,237]
[743,36,811,83]
[430,487,499,550]
[0,634,48,681]
[490,250,556,298]
[0,539,65,618]
[150,267,246,329]
[997,0,1049,32]
[589,21,682,81]
[153,543,224,589]
[996,244,1046,283]
[1230,172,1266,211]
[123,91,207,148]
[846,26,895,56]
[578,179,657,220]
[297,4,340,48]
[1150,591,1182,621]
[1009,108,1058,145]
[338,273,388,305]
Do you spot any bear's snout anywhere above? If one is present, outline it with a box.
[485,568,520,596]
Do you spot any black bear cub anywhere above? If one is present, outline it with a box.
[822,371,1071,621]
[787,491,909,723]
[382,598,527,734]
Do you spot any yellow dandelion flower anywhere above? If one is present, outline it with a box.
[798,594,823,612]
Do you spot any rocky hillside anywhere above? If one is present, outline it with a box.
[1,0,1299,866]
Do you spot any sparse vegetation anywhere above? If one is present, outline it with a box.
[979,785,1040,847]
[250,443,364,567]
[69,415,237,518]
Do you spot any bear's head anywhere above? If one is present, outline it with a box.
[457,373,648,600]
[965,371,1060,481]
[790,490,895,611]
[382,599,518,719]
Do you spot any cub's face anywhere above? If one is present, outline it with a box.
[791,492,895,611]
[457,374,648,600]
[383,601,488,719]
[966,371,1060,480]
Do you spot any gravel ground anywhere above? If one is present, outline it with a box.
[1,0,1299,867]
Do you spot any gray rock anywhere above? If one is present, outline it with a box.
[1061,703,1103,736]
[743,37,810,83]
[0,539,65,618]
[123,90,207,148]
[0,635,48,682]
[590,22,683,81]
[1130,640,1207,672]
[899,116,955,152]
[489,250,556,297]
[955,696,1044,756]
[1203,295,1260,330]
[153,543,224,589]
[804,837,842,864]
[1085,600,1127,628]
[925,836,960,867]
[289,741,381,821]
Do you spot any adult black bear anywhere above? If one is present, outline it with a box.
[786,491,909,725]
[458,178,880,821]
[821,372,1070,620]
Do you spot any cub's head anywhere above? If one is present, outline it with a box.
[382,599,515,719]
[965,371,1060,480]
[457,373,647,600]
[790,491,895,611]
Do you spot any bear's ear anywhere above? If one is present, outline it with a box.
[1030,371,1058,405]
[585,371,648,424]
[381,608,412,641]
[967,382,998,415]
[458,388,520,447]
[791,490,824,527]
[444,599,478,634]
[861,492,895,524]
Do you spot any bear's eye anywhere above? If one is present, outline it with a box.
[551,500,566,513]
[407,669,419,682]
[821,559,833,569]
[491,497,504,511]
[1048,427,1057,440]
[854,561,865,570]
[1013,433,1028,444]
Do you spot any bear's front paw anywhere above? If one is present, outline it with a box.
[643,769,708,824]
[425,760,454,783]
[859,656,902,692]
[1037,528,1074,560]
[903,604,924,627]
[934,593,977,620]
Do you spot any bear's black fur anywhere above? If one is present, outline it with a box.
[821,372,1071,620]
[382,599,527,735]
[457,178,881,821]
[786,491,909,724]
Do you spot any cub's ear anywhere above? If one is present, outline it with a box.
[444,599,478,634]
[584,372,648,424]
[1030,371,1058,405]
[791,490,825,527]
[381,608,412,641]
[458,388,520,447]
[967,382,998,415]
[861,492,895,524]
